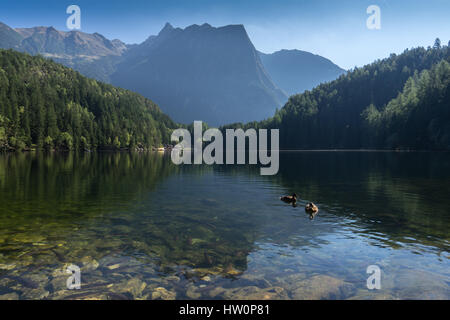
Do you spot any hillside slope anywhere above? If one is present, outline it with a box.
[234,42,450,150]
[0,49,176,151]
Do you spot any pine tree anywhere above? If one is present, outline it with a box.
[434,38,441,49]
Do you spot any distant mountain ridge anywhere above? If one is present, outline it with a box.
[0,23,128,82]
[0,22,23,49]
[0,21,345,125]
[259,49,346,96]
[111,22,287,125]
[15,26,127,56]
[2,24,127,57]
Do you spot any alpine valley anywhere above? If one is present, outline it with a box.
[0,21,345,126]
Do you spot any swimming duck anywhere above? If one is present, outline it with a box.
[280,193,297,204]
[305,202,319,213]
[308,211,318,220]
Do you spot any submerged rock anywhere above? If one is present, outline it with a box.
[151,287,176,300]
[81,256,99,271]
[60,292,108,300]
[186,285,202,299]
[208,286,227,298]
[0,263,16,270]
[110,278,147,299]
[165,275,181,282]
[107,292,132,300]
[127,278,147,298]
[21,288,50,300]
[221,286,288,300]
[49,277,69,293]
[290,275,354,300]
[0,292,19,300]
[11,234,45,244]
[192,267,223,276]
[200,275,211,282]
[106,263,121,270]
[392,269,450,299]
[51,263,73,277]
[4,275,39,289]
[224,264,243,276]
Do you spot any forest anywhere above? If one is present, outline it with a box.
[0,49,177,151]
[225,39,450,150]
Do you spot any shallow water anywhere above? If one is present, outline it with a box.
[0,151,449,300]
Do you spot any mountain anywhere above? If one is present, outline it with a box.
[111,23,287,126]
[259,49,346,96]
[0,24,128,82]
[0,22,23,49]
[232,43,450,150]
[15,26,127,56]
[0,21,347,126]
[0,49,176,151]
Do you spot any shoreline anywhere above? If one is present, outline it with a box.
[2,148,450,154]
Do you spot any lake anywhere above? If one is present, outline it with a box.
[0,151,449,299]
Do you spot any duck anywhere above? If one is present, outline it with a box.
[280,193,297,204]
[308,211,318,220]
[305,202,319,214]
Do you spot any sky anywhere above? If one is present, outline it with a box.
[1,0,449,69]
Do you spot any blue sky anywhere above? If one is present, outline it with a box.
[1,0,449,69]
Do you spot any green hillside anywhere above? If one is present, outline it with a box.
[232,40,450,150]
[0,49,177,151]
